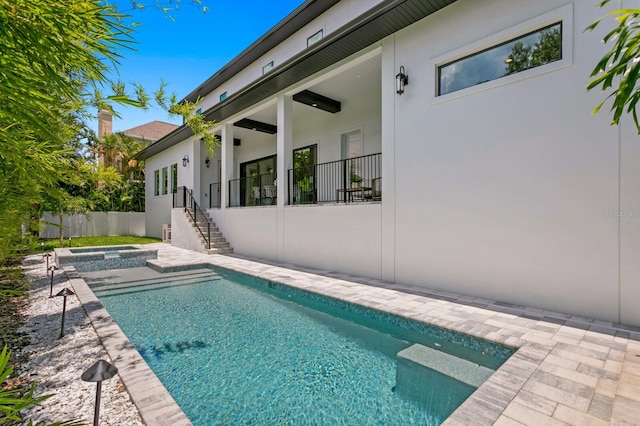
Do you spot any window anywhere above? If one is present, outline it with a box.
[219,92,227,101]
[262,61,274,75]
[307,29,323,47]
[162,167,168,195]
[154,170,160,196]
[171,164,178,193]
[438,22,562,96]
[195,108,202,115]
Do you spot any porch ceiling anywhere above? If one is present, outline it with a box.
[136,0,457,160]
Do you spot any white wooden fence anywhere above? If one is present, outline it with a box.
[39,212,146,238]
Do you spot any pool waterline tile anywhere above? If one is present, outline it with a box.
[61,243,638,425]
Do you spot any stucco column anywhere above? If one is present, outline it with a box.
[192,138,201,204]
[380,36,396,282]
[221,123,234,210]
[276,94,293,262]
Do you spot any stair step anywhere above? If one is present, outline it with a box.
[208,247,233,254]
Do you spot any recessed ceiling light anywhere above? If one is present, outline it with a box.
[312,103,318,107]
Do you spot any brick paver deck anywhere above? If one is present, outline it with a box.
[65,243,640,425]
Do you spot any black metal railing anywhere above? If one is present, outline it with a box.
[229,172,276,207]
[287,153,381,204]
[209,182,221,208]
[173,186,212,249]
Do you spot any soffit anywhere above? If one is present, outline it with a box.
[137,0,457,160]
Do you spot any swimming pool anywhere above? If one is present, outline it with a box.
[55,245,157,272]
[90,267,514,425]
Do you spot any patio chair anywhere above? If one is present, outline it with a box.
[252,186,261,205]
[372,177,382,201]
[263,185,276,205]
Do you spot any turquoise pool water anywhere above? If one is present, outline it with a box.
[93,268,513,425]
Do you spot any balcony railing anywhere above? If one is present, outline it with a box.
[287,153,381,204]
[209,182,221,208]
[229,172,276,207]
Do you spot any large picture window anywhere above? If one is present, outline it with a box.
[438,22,562,96]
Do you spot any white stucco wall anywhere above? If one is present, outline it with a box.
[209,207,278,260]
[283,204,382,279]
[145,137,197,238]
[385,0,629,323]
[171,208,207,253]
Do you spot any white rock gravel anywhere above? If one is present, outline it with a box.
[17,254,144,426]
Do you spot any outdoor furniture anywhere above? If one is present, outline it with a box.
[263,185,276,205]
[372,177,382,200]
[336,185,371,202]
[252,187,261,205]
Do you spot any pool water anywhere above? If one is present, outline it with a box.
[94,268,512,425]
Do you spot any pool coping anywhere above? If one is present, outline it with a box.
[65,243,640,425]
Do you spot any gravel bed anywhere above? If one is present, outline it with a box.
[17,254,143,426]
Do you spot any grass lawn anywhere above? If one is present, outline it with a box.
[38,235,161,253]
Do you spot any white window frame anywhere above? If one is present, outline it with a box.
[431,3,573,103]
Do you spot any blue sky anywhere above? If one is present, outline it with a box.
[100,0,303,133]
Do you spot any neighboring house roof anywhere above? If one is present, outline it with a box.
[122,121,179,142]
[136,0,456,160]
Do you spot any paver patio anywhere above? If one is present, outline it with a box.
[63,243,640,425]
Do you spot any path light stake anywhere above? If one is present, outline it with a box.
[81,360,118,426]
[56,288,74,338]
[40,242,44,257]
[48,265,59,297]
[44,252,52,273]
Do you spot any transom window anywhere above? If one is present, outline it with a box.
[307,29,323,47]
[219,92,227,101]
[262,61,274,75]
[438,22,562,96]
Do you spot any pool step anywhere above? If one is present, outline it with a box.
[91,272,220,297]
[395,344,494,418]
[89,269,219,290]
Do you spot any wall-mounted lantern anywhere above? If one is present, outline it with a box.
[205,157,210,168]
[182,155,189,167]
[396,66,409,95]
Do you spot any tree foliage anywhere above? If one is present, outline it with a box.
[0,0,214,261]
[506,27,562,75]
[587,1,640,132]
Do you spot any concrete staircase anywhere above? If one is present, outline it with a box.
[185,208,233,255]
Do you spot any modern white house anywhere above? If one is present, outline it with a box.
[136,0,640,327]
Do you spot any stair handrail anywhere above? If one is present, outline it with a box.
[175,186,211,249]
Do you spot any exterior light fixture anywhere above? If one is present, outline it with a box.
[40,242,44,257]
[44,252,51,273]
[396,66,409,95]
[81,360,119,426]
[182,155,189,167]
[56,288,74,338]
[205,157,210,168]
[48,264,59,298]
